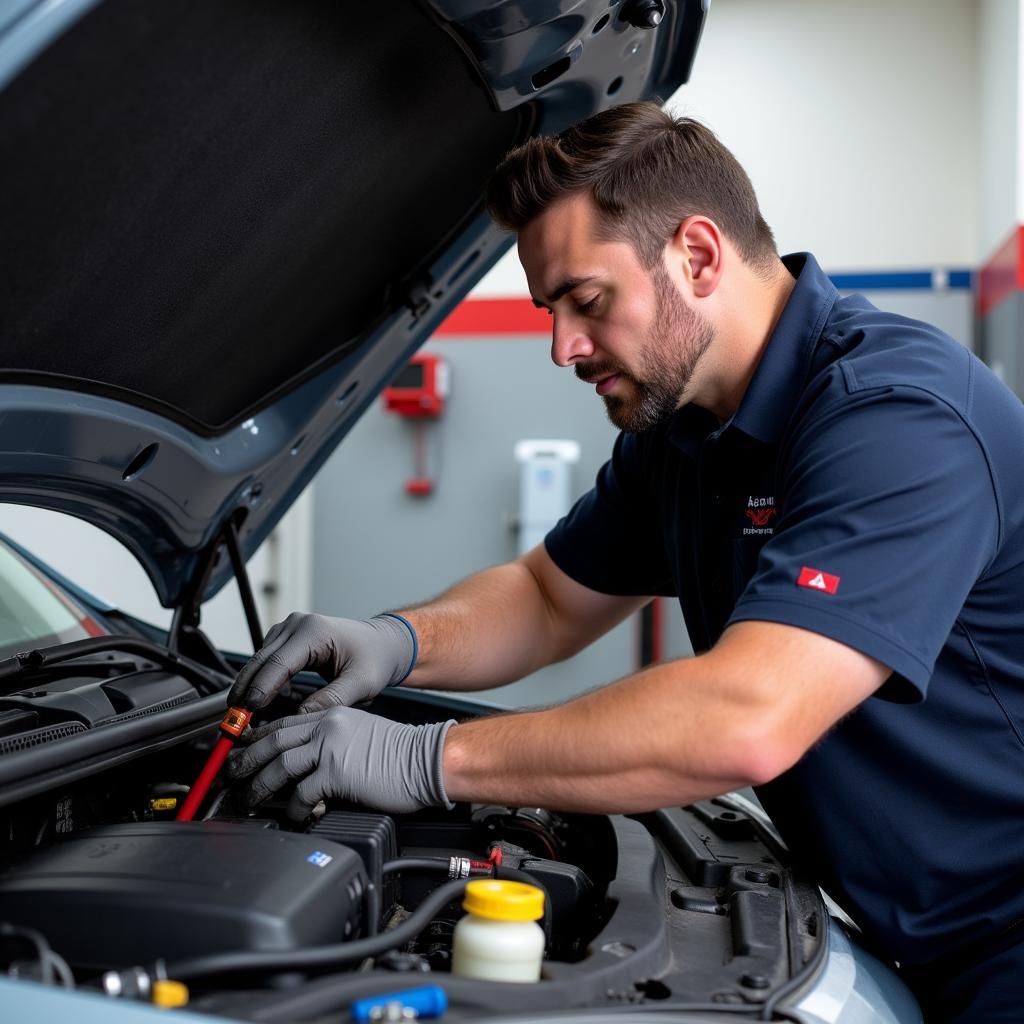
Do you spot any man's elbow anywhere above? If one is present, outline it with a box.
[720,720,810,789]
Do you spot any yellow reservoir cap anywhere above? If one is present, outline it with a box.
[463,879,544,921]
[149,798,178,812]
[152,980,189,1008]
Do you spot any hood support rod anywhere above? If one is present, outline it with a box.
[223,519,265,654]
[169,517,264,657]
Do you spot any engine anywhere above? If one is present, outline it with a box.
[0,654,823,1021]
[0,821,370,971]
[0,749,617,992]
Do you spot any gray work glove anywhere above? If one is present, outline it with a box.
[228,611,417,712]
[225,707,455,820]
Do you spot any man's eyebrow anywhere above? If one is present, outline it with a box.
[531,276,598,309]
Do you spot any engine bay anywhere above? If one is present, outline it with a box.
[0,639,826,1020]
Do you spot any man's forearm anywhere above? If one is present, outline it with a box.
[440,621,890,813]
[398,560,566,691]
[440,654,762,811]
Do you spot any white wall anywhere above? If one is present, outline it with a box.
[978,0,1020,256]
[1018,1,1024,227]
[475,0,980,300]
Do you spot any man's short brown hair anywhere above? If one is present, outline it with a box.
[485,101,777,273]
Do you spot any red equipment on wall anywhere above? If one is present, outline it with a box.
[382,353,449,496]
[383,353,449,418]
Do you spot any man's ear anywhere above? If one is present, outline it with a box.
[667,216,724,298]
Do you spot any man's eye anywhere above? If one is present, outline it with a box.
[576,297,600,315]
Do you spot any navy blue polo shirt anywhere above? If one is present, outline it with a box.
[546,253,1024,968]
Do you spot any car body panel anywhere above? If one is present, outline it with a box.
[0,976,224,1023]
[794,923,924,1024]
[0,0,100,90]
[0,914,923,1024]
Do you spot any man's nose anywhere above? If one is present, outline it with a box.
[550,314,595,367]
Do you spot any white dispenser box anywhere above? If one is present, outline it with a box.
[514,439,581,556]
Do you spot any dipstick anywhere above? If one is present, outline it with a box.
[175,706,251,822]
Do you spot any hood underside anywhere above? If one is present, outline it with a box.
[0,0,706,607]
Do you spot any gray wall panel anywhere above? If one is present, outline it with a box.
[978,293,1022,395]
[311,337,674,710]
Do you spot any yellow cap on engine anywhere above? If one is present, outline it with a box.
[149,798,178,812]
[462,879,544,921]
[152,980,189,1008]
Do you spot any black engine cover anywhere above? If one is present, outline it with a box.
[0,822,366,970]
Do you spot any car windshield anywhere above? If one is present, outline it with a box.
[0,539,100,659]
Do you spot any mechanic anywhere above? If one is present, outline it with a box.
[228,102,1024,1021]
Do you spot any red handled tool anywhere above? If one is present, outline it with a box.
[175,706,252,822]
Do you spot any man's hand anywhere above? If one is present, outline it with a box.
[225,707,455,819]
[228,612,416,712]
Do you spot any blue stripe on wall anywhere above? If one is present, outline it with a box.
[828,269,973,291]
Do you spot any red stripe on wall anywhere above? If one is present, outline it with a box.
[435,297,551,336]
[977,226,1024,318]
[443,255,1011,330]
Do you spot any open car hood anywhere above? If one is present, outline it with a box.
[0,0,706,609]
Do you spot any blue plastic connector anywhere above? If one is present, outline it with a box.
[351,984,448,1022]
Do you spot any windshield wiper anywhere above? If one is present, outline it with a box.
[0,636,227,696]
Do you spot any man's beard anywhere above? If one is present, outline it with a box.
[578,263,714,433]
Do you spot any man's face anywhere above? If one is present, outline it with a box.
[518,193,713,432]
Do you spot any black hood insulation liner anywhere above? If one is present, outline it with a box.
[0,0,526,433]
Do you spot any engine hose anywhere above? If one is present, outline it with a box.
[0,923,75,990]
[162,864,554,984]
[382,857,450,875]
[381,857,553,943]
[365,881,381,939]
[369,857,464,939]
[163,878,471,982]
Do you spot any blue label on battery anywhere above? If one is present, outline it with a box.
[307,850,333,867]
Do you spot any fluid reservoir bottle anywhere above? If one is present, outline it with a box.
[451,879,545,983]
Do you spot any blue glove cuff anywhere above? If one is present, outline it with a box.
[380,612,418,685]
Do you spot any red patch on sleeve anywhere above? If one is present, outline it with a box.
[797,566,840,594]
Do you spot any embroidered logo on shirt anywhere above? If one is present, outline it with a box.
[797,566,840,594]
[745,507,776,528]
[743,496,776,536]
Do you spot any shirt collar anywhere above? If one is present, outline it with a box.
[664,252,837,457]
[728,252,838,445]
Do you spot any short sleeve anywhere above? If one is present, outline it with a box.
[545,432,675,596]
[729,385,999,701]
